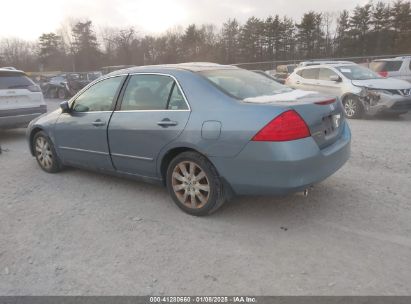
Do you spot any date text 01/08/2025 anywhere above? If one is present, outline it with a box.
[149,296,257,303]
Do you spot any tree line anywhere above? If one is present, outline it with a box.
[0,0,410,72]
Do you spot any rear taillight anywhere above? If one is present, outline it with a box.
[252,110,310,142]
[378,71,388,77]
[315,98,336,105]
[27,85,41,92]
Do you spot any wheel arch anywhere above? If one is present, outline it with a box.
[159,147,200,185]
[29,127,44,156]
[341,92,360,102]
[158,146,235,199]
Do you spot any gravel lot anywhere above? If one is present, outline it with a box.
[1,99,411,295]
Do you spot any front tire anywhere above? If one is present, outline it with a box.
[343,95,364,119]
[32,131,62,173]
[166,151,226,216]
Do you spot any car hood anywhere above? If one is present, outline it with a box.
[352,78,411,90]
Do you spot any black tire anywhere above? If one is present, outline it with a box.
[343,95,364,119]
[166,151,226,216]
[32,131,62,173]
[58,88,66,99]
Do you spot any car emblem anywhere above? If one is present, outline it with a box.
[332,114,341,129]
[330,104,335,111]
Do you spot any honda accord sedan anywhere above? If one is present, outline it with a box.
[27,63,351,215]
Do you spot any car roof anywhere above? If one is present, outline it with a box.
[296,63,355,70]
[109,62,238,76]
[298,60,354,67]
[0,68,25,74]
[373,57,409,62]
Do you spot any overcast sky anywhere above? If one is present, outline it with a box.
[0,0,395,40]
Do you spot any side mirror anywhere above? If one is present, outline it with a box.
[329,75,342,82]
[60,100,71,113]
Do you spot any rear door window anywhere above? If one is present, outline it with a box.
[318,68,338,81]
[370,61,402,72]
[300,68,319,80]
[0,72,34,90]
[120,74,175,110]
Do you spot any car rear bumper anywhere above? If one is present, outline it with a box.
[0,105,47,128]
[211,122,351,195]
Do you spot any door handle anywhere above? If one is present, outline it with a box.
[157,118,178,127]
[92,119,106,127]
[296,81,301,84]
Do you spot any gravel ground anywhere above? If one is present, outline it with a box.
[0,99,410,295]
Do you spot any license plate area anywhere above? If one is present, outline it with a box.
[322,114,341,139]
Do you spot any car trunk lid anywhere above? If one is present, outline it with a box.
[243,90,345,149]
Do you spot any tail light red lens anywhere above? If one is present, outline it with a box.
[252,110,310,142]
[378,71,388,77]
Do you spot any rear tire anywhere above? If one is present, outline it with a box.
[32,131,62,173]
[343,95,364,119]
[166,151,226,216]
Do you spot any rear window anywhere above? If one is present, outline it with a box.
[318,68,338,80]
[369,61,402,72]
[0,72,34,90]
[200,69,289,100]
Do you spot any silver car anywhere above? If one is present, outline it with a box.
[27,63,351,215]
[286,63,411,118]
[369,56,411,83]
[0,68,47,128]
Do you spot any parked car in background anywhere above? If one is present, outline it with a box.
[252,70,283,84]
[286,62,411,118]
[100,65,135,75]
[27,63,350,215]
[274,64,297,83]
[42,72,102,99]
[0,68,47,128]
[369,56,411,82]
[298,60,355,67]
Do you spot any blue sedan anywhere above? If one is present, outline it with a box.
[27,63,351,215]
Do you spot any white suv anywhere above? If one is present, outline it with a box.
[0,68,47,128]
[369,56,411,82]
[286,63,411,118]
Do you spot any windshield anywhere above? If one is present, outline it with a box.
[200,69,290,99]
[336,65,381,80]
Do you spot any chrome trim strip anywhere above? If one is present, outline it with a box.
[68,72,191,114]
[111,152,153,161]
[59,146,109,155]
[61,111,113,115]
[114,109,189,113]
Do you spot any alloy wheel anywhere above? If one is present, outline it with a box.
[344,98,357,117]
[171,161,210,209]
[35,136,54,170]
